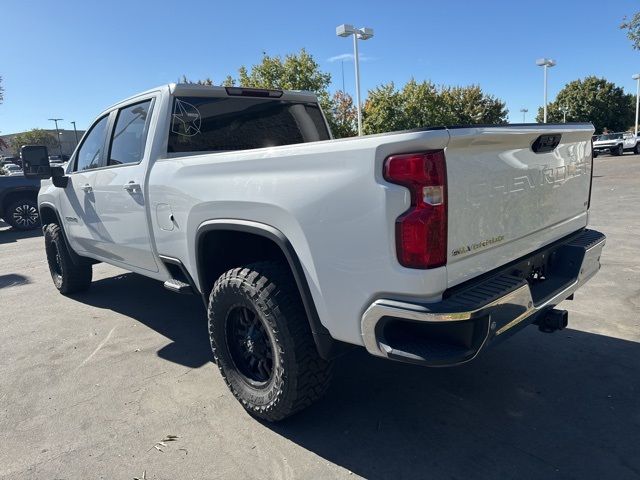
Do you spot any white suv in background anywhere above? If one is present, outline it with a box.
[593,132,639,157]
[2,164,24,176]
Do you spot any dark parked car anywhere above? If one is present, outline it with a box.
[1,156,21,167]
[0,174,41,230]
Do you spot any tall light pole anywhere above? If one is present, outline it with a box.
[536,58,556,123]
[70,121,79,146]
[633,74,640,137]
[520,108,528,123]
[336,24,374,136]
[48,118,63,155]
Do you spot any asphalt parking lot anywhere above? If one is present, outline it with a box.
[1,154,639,480]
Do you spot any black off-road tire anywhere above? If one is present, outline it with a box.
[208,261,332,422]
[634,143,640,155]
[44,223,92,294]
[4,197,40,230]
[614,144,624,156]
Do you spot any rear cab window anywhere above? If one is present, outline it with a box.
[167,94,330,154]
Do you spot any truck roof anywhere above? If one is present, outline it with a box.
[170,83,319,102]
[102,83,319,115]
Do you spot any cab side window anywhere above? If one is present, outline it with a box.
[108,100,153,166]
[74,115,109,172]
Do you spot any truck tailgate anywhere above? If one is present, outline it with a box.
[444,124,594,288]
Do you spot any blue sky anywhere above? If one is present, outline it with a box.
[1,0,639,133]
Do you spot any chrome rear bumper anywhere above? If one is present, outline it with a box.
[361,229,606,366]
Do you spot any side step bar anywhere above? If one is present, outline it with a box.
[159,255,197,295]
[163,278,193,294]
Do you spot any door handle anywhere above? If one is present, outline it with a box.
[80,184,92,193]
[123,181,141,193]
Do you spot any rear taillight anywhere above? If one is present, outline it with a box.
[384,150,448,269]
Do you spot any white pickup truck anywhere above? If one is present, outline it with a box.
[22,84,605,421]
[592,131,640,157]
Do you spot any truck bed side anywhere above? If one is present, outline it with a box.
[148,123,594,347]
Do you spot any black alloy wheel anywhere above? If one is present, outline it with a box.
[43,223,92,294]
[225,305,274,386]
[207,262,332,421]
[6,199,40,230]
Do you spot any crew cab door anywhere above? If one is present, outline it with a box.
[89,98,159,272]
[58,114,111,254]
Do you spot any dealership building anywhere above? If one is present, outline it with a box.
[0,129,85,158]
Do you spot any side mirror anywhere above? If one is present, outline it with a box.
[51,167,68,188]
[21,145,51,179]
[21,145,69,187]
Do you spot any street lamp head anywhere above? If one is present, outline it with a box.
[633,74,640,80]
[358,27,374,40]
[336,24,356,37]
[536,58,556,67]
[336,23,374,136]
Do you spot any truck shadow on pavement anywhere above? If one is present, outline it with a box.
[0,225,42,243]
[72,272,210,369]
[270,328,640,480]
[71,272,640,479]
[0,273,30,288]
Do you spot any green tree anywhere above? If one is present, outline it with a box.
[10,129,56,155]
[363,80,508,134]
[233,49,331,94]
[233,49,334,123]
[179,74,234,86]
[182,52,508,137]
[401,79,446,127]
[536,76,634,132]
[439,85,508,125]
[221,75,236,87]
[180,74,213,86]
[183,49,336,132]
[621,12,640,49]
[362,82,406,134]
[327,90,357,138]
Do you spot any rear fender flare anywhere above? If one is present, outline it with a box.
[194,219,341,359]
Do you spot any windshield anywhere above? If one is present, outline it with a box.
[598,134,622,140]
[168,96,330,154]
